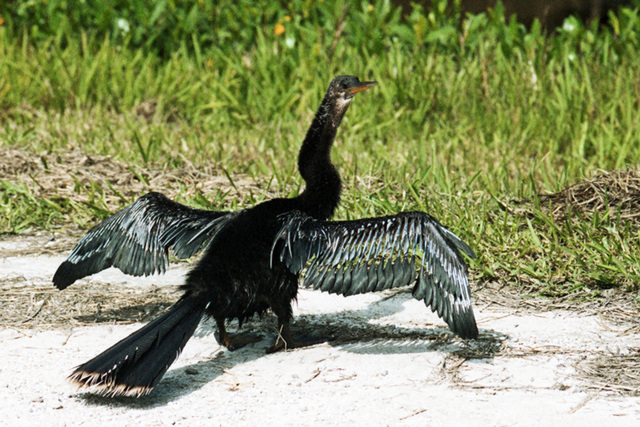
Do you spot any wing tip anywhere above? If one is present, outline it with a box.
[454,320,479,340]
[52,261,77,290]
[450,306,479,339]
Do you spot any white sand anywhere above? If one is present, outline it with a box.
[1,251,639,426]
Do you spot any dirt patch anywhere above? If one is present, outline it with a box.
[0,146,267,214]
[513,169,640,225]
[577,351,640,396]
[539,169,640,223]
[1,280,177,329]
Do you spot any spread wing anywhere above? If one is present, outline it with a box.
[272,211,478,339]
[53,192,239,290]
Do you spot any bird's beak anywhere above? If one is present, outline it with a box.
[347,81,378,95]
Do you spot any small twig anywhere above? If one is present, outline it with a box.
[304,368,322,383]
[568,394,596,414]
[61,329,73,346]
[399,409,427,421]
[22,295,51,323]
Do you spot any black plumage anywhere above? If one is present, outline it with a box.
[54,75,478,397]
[273,211,477,339]
[69,296,202,397]
[53,192,234,289]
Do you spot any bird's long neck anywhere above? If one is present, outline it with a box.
[296,96,349,220]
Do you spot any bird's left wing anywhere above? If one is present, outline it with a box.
[272,211,478,338]
[54,192,240,290]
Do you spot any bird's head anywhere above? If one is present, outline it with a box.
[326,75,377,111]
[323,75,378,126]
[330,75,378,98]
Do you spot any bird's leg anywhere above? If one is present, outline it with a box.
[214,318,261,351]
[266,319,294,354]
[214,318,231,347]
[266,291,330,353]
[266,317,331,354]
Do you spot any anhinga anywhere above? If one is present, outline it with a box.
[53,75,478,397]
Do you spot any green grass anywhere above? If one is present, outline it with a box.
[1,1,640,297]
[0,180,66,232]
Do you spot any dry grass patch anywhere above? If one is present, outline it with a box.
[539,169,640,224]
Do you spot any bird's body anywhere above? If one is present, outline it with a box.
[185,198,300,330]
[54,76,478,397]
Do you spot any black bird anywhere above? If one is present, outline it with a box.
[53,75,478,397]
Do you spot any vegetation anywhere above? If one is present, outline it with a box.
[1,0,640,296]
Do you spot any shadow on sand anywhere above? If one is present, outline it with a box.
[77,291,507,408]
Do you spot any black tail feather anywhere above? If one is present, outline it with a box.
[69,296,205,397]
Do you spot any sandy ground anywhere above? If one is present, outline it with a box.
[1,232,639,426]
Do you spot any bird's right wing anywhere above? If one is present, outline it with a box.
[272,211,478,338]
[53,192,239,289]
